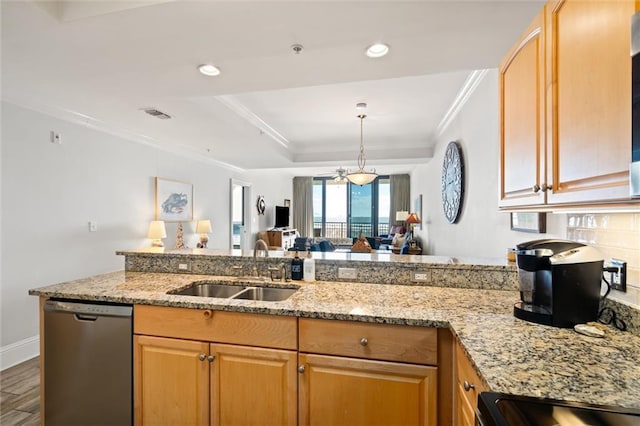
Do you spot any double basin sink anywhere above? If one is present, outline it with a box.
[168,281,299,302]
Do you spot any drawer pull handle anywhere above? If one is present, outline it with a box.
[463,381,475,392]
[360,337,368,346]
[207,355,215,363]
[298,365,305,374]
[198,354,206,362]
[203,310,213,319]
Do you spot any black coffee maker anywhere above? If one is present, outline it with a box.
[514,239,604,328]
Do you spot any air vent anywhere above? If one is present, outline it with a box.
[142,108,171,120]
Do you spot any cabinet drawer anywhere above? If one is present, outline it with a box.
[455,342,487,412]
[299,318,437,365]
[134,305,297,350]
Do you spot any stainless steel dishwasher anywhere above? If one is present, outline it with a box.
[44,299,132,425]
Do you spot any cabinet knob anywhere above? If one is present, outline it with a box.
[463,381,475,392]
[207,355,215,363]
[298,365,305,374]
[198,354,206,361]
[532,184,541,193]
[360,337,368,346]
[541,183,552,192]
[203,310,213,319]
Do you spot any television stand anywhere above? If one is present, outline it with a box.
[266,228,297,250]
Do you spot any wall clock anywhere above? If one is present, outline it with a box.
[441,141,464,223]
[256,195,266,215]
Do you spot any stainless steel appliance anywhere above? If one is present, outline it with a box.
[631,12,640,196]
[476,392,640,426]
[514,239,603,328]
[44,300,132,425]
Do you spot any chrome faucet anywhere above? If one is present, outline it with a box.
[253,239,269,278]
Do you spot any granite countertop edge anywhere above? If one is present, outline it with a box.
[29,270,640,410]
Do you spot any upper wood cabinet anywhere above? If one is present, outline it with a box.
[500,0,636,208]
[499,9,546,207]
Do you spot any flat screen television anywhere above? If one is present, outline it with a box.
[275,206,289,228]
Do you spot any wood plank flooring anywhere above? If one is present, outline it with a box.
[0,357,40,425]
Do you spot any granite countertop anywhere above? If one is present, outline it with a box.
[29,270,640,409]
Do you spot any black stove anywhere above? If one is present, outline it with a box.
[477,392,640,426]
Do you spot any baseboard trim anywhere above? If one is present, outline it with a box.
[0,335,40,370]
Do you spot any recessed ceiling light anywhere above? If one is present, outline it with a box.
[198,64,221,76]
[365,43,389,58]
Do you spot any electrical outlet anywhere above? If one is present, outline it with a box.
[412,271,430,282]
[609,259,627,292]
[178,263,190,271]
[88,221,97,232]
[338,268,357,279]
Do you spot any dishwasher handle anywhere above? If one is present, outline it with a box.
[44,300,132,318]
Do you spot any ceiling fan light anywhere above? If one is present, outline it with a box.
[198,64,221,76]
[365,43,389,58]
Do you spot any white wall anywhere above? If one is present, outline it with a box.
[242,170,294,236]
[0,101,291,368]
[411,69,566,258]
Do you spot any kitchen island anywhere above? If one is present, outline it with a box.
[30,268,640,412]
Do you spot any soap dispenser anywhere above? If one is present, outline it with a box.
[303,250,315,282]
[291,251,303,281]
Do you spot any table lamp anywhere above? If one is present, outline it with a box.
[395,211,409,224]
[147,220,167,247]
[196,219,212,248]
[405,213,421,241]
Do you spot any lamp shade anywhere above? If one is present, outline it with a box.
[196,219,212,234]
[147,220,167,239]
[395,211,409,221]
[405,213,421,224]
[346,171,378,186]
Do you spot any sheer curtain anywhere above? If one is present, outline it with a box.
[389,174,410,225]
[292,177,314,237]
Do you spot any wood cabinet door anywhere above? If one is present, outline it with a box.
[454,343,487,426]
[210,343,297,426]
[499,9,547,207]
[298,353,438,426]
[134,335,210,426]
[546,0,634,204]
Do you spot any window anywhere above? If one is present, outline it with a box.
[313,177,390,238]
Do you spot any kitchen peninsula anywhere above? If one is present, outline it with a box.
[30,249,640,425]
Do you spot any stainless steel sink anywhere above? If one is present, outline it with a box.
[170,283,247,298]
[232,287,298,302]
[168,281,298,301]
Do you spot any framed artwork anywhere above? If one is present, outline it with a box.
[155,177,193,222]
[284,199,291,207]
[511,212,546,233]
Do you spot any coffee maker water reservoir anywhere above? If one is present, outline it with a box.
[514,239,604,328]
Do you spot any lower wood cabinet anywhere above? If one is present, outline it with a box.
[454,342,487,426]
[299,318,440,426]
[134,335,297,426]
[133,306,298,426]
[134,335,210,426]
[298,353,438,426]
[211,343,297,426]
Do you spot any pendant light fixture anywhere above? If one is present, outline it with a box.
[346,103,378,186]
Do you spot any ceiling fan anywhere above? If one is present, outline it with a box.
[319,167,348,182]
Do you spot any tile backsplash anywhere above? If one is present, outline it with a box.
[566,213,640,308]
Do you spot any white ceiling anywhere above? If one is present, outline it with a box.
[1,0,544,175]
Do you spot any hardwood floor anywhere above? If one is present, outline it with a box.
[1,357,40,426]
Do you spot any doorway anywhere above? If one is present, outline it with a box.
[230,179,252,250]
